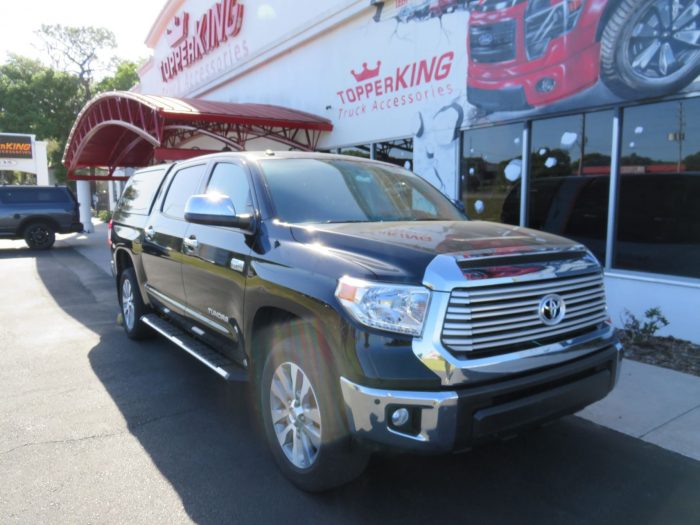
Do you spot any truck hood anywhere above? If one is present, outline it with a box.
[289,220,583,282]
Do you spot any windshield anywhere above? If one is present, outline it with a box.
[259,158,465,224]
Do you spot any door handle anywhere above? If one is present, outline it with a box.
[145,226,155,240]
[229,258,245,272]
[183,236,199,251]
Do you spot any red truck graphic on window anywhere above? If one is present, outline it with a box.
[467,0,700,111]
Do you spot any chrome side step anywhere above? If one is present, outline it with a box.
[141,313,248,382]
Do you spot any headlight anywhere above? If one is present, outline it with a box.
[335,276,431,336]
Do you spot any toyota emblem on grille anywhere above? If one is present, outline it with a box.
[538,294,566,326]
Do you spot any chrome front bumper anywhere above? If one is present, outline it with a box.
[340,378,460,451]
[340,341,623,452]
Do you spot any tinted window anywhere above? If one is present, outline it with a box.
[529,111,613,261]
[205,163,254,215]
[259,159,464,224]
[375,138,413,169]
[118,168,167,215]
[615,99,700,278]
[162,165,206,219]
[0,187,71,204]
[462,123,522,224]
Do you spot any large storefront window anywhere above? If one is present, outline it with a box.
[615,99,700,279]
[461,123,522,224]
[375,138,413,168]
[338,144,371,158]
[528,111,613,261]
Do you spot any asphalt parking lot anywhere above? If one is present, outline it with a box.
[1,242,700,524]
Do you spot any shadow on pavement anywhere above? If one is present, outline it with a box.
[29,247,700,524]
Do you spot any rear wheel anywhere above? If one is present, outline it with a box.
[258,322,369,491]
[24,222,55,250]
[119,268,151,340]
[600,0,700,98]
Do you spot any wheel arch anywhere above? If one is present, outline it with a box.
[247,304,341,383]
[113,247,151,306]
[18,216,60,236]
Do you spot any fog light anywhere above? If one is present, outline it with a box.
[391,408,410,427]
[536,77,556,93]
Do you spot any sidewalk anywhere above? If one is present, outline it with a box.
[56,218,111,276]
[579,359,700,461]
[58,223,700,462]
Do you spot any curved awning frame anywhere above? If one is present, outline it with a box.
[63,92,333,180]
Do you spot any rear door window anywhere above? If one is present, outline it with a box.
[0,188,71,204]
[119,168,168,215]
[162,164,207,220]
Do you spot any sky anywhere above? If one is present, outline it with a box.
[0,0,166,69]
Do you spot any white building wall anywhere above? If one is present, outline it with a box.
[139,0,470,198]
[606,273,700,344]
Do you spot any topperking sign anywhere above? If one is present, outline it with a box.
[0,134,33,160]
[160,0,245,83]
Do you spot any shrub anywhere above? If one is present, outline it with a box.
[622,307,670,344]
[97,210,112,222]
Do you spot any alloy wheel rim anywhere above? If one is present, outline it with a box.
[269,361,322,469]
[31,227,49,247]
[122,279,135,330]
[626,0,700,80]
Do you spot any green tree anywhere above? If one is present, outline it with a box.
[0,55,83,182]
[95,60,140,93]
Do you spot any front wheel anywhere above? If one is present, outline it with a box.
[600,0,700,98]
[258,322,369,491]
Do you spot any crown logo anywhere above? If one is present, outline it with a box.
[166,12,190,48]
[351,61,382,82]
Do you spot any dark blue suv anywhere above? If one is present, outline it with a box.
[0,186,83,249]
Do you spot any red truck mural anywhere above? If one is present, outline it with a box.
[467,0,700,111]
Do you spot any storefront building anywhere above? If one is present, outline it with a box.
[131,0,700,342]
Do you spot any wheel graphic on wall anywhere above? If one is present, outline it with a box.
[601,0,700,97]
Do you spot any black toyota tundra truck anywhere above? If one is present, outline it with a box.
[110,151,622,491]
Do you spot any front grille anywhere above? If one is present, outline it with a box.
[441,271,607,356]
[470,20,517,63]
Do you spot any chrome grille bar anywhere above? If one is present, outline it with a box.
[441,271,607,355]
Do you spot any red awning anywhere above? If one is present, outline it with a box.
[62,91,333,180]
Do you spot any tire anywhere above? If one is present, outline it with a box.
[258,322,369,492]
[119,268,151,340]
[600,0,700,98]
[23,221,56,250]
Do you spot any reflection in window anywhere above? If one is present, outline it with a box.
[162,165,206,220]
[528,111,613,261]
[615,99,700,279]
[118,168,167,215]
[339,144,371,158]
[375,138,413,169]
[206,163,253,215]
[259,158,462,224]
[461,123,522,224]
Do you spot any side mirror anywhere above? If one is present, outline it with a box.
[184,194,255,233]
